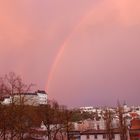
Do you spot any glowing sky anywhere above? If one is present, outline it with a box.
[0,0,140,107]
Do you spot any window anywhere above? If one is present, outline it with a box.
[103,134,106,139]
[86,135,90,139]
[97,125,100,130]
[112,134,115,139]
[94,134,97,139]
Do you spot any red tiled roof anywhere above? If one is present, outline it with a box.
[131,118,140,130]
[130,112,139,118]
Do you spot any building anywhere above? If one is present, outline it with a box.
[80,107,97,113]
[73,118,106,132]
[0,90,48,106]
[68,129,121,140]
[129,118,140,140]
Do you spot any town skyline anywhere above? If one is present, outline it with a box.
[0,0,140,107]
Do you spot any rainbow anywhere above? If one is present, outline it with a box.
[46,2,101,92]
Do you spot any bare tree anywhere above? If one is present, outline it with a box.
[0,72,34,140]
[104,109,113,140]
[0,103,8,140]
[64,109,73,140]
[37,100,73,140]
[117,102,127,140]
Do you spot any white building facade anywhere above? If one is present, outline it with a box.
[0,90,48,106]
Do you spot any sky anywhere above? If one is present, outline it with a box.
[0,0,140,107]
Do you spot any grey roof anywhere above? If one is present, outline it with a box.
[36,90,47,94]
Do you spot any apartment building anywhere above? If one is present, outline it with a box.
[0,90,48,106]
